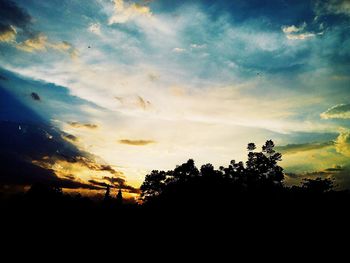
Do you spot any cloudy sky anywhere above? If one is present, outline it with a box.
[1,0,350,194]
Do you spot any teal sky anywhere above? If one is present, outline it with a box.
[1,0,350,192]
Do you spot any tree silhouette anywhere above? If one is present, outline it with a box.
[140,170,167,201]
[116,188,123,205]
[104,185,111,202]
[246,140,284,190]
[140,140,286,204]
[302,177,334,193]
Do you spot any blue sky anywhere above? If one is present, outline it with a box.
[1,0,350,192]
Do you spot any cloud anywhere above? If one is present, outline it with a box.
[285,32,316,40]
[50,41,72,51]
[137,95,151,110]
[0,153,102,190]
[190,43,206,49]
[172,47,186,53]
[282,23,306,34]
[0,121,105,191]
[102,176,139,193]
[0,24,16,42]
[282,22,317,40]
[119,139,155,146]
[30,92,41,101]
[88,179,109,188]
[148,73,159,82]
[115,95,152,110]
[62,134,78,142]
[320,104,350,119]
[108,0,152,24]
[0,0,32,30]
[88,22,101,35]
[335,130,350,157]
[17,34,48,52]
[97,164,124,177]
[316,0,350,16]
[0,1,77,58]
[68,122,98,129]
[275,141,334,154]
[50,40,79,59]
[16,34,79,58]
[89,177,139,193]
[325,165,344,172]
[102,176,125,186]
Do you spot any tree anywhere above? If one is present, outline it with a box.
[116,188,123,205]
[104,185,111,201]
[140,141,285,204]
[302,177,334,193]
[140,170,167,201]
[173,159,199,181]
[245,140,284,189]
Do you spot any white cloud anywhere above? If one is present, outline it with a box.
[282,23,306,34]
[88,22,101,35]
[190,43,206,49]
[286,32,316,40]
[172,47,186,53]
[282,22,317,40]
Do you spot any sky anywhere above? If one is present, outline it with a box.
[0,0,350,196]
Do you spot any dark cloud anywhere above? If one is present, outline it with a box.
[88,180,109,188]
[0,24,16,42]
[101,176,140,194]
[89,178,139,194]
[0,74,7,81]
[137,95,152,110]
[99,165,123,176]
[315,0,350,17]
[148,73,159,82]
[153,0,315,27]
[68,122,98,129]
[64,174,76,180]
[0,0,32,30]
[0,152,100,190]
[31,92,41,101]
[325,166,344,172]
[62,134,78,142]
[0,71,135,194]
[76,159,124,178]
[120,184,140,194]
[275,141,334,154]
[0,121,117,192]
[115,95,152,110]
[102,176,125,185]
[119,139,155,146]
